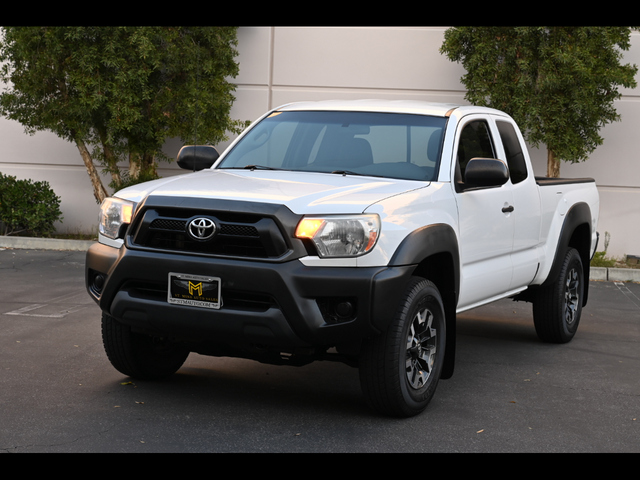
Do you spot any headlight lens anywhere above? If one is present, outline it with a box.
[99,197,136,239]
[295,214,380,257]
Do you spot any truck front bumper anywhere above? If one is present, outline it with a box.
[86,242,414,350]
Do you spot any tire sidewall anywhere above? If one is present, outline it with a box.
[102,313,189,380]
[559,249,584,339]
[396,280,446,413]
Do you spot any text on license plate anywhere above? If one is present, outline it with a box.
[167,272,221,309]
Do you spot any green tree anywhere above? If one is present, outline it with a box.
[0,27,248,202]
[440,27,638,177]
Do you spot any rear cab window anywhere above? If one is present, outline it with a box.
[496,120,528,184]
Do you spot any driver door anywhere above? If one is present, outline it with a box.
[453,116,515,310]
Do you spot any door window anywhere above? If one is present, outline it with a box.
[456,120,496,188]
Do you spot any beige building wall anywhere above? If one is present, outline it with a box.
[1,27,639,258]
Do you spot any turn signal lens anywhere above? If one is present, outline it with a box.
[295,214,380,258]
[295,218,326,238]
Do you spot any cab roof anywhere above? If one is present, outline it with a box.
[274,99,501,118]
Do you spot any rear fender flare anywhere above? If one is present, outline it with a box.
[541,202,592,306]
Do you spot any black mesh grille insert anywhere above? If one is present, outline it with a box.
[150,219,186,231]
[220,224,259,237]
[132,208,288,259]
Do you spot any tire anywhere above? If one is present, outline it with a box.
[359,277,446,417]
[533,248,584,344]
[101,312,189,380]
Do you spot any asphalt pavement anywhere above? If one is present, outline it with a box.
[1,247,639,452]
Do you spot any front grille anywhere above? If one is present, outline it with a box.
[130,207,289,259]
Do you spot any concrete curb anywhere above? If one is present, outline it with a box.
[591,266,640,283]
[590,267,608,281]
[0,235,95,251]
[1,236,639,283]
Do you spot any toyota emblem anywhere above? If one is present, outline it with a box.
[187,217,216,241]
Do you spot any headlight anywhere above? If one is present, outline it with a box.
[295,214,380,258]
[99,197,136,240]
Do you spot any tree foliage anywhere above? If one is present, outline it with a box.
[440,27,638,177]
[0,27,248,202]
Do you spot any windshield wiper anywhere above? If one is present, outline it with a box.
[222,165,279,171]
[243,164,278,171]
[331,170,361,176]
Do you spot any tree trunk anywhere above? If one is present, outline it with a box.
[97,127,122,188]
[129,151,140,180]
[76,137,108,204]
[142,152,157,179]
[129,151,157,182]
[547,149,561,178]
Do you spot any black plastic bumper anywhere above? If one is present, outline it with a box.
[86,242,415,349]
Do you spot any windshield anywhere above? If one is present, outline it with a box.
[217,111,446,181]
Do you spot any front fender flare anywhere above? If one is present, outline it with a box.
[388,223,459,380]
[389,223,460,298]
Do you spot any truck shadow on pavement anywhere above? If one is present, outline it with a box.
[104,355,369,417]
[101,301,543,419]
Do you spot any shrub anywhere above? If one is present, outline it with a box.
[590,251,617,268]
[0,172,63,237]
[590,231,617,268]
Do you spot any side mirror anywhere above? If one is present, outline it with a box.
[177,145,220,171]
[464,158,509,189]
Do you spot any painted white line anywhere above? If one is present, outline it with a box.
[5,304,87,318]
[613,282,640,310]
[3,291,89,318]
[48,291,87,303]
[4,304,47,314]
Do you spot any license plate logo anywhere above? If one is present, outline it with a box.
[168,273,221,309]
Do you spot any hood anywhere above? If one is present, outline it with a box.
[115,169,429,215]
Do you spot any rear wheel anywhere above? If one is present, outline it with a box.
[101,313,189,380]
[359,278,446,417]
[533,248,584,343]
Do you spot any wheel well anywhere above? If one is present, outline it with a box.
[412,253,456,305]
[567,222,592,306]
[568,222,591,266]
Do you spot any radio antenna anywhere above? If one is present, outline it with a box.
[193,41,199,172]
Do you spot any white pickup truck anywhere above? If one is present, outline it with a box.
[86,100,599,417]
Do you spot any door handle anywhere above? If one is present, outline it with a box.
[502,205,514,213]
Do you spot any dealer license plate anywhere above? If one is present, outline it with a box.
[168,272,221,309]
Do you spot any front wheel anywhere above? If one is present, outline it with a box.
[359,278,446,417]
[101,313,189,380]
[533,248,584,343]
